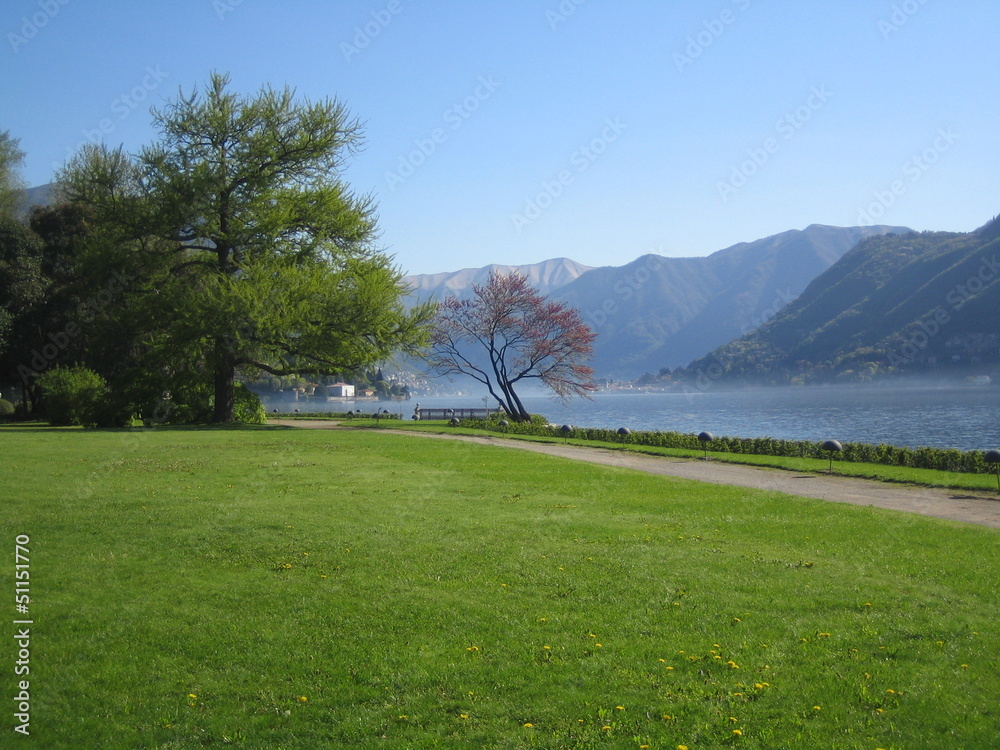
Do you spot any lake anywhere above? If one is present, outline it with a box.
[349,385,999,452]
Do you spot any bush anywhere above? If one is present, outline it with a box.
[233,383,267,425]
[0,398,15,416]
[37,366,108,427]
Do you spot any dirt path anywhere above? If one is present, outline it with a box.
[270,420,1000,530]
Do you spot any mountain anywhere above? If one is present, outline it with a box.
[680,217,1000,385]
[404,257,593,303]
[551,224,910,376]
[15,183,58,217]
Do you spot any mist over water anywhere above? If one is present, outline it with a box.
[303,385,999,452]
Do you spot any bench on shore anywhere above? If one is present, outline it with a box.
[413,407,497,421]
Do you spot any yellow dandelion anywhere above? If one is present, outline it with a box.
[187,693,197,699]
[729,716,739,722]
[732,728,743,736]
[819,632,830,637]
[460,714,469,719]
[298,696,307,702]
[961,664,970,668]
[678,745,689,750]
[601,725,612,731]
[616,705,625,710]
[595,643,602,648]
[523,722,533,728]
[543,645,551,650]
[663,714,672,720]
[727,660,739,669]
[658,658,666,662]
[666,666,675,671]
[813,705,821,711]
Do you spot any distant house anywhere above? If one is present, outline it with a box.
[328,383,355,398]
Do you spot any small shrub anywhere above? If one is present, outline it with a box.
[233,383,267,425]
[0,398,15,417]
[37,366,108,427]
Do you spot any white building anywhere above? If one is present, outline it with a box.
[328,383,355,398]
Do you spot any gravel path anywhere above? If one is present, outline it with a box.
[271,420,1000,530]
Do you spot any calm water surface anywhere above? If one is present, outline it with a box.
[403,386,999,451]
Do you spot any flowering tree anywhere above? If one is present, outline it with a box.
[426,271,596,421]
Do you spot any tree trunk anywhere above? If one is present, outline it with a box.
[212,337,236,423]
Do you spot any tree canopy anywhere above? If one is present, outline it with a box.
[60,72,432,422]
[0,130,26,219]
[426,270,596,421]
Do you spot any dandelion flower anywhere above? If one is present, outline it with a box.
[187,694,197,699]
[813,705,821,711]
[616,705,624,710]
[601,725,612,731]
[523,723,533,728]
[460,714,469,719]
[298,696,307,702]
[732,729,743,736]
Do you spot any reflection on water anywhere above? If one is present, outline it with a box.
[394,386,999,451]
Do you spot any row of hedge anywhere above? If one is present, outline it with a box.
[456,416,998,475]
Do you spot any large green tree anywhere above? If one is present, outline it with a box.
[62,72,431,422]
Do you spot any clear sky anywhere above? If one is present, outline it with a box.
[2,0,997,275]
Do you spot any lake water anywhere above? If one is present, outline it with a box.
[357,386,999,452]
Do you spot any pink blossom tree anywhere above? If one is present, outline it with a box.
[426,271,597,421]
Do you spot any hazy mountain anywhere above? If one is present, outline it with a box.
[404,257,593,303]
[15,183,58,217]
[680,216,1000,385]
[552,224,910,376]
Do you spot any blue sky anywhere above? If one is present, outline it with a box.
[2,0,997,275]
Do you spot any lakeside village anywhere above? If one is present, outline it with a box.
[251,365,995,413]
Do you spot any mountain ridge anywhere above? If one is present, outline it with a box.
[679,219,1000,384]
[405,223,910,377]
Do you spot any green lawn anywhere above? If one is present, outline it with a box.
[364,417,1000,493]
[1,424,998,749]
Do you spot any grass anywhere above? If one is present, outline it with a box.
[354,417,1000,493]
[1,422,998,748]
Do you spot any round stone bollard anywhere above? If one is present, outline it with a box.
[698,431,714,460]
[499,419,509,434]
[985,449,1000,493]
[449,417,461,427]
[617,426,631,449]
[823,439,843,472]
[560,424,573,440]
